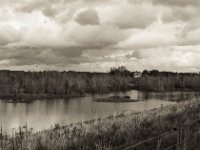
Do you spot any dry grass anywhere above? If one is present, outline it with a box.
[1,98,200,150]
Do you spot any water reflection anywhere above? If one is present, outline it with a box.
[0,90,198,134]
[137,91,199,101]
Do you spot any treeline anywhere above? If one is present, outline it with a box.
[1,68,200,97]
[0,67,136,97]
[138,70,200,91]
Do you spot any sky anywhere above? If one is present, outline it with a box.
[0,0,200,72]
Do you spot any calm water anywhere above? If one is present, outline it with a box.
[0,90,198,134]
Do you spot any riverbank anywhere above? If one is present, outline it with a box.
[1,96,200,149]
[1,89,197,103]
[0,94,84,102]
[0,90,135,103]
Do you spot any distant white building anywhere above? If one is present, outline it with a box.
[133,71,142,78]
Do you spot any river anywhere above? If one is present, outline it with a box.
[0,90,198,134]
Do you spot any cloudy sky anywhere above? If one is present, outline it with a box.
[0,0,200,72]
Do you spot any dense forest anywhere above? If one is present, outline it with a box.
[0,67,136,98]
[138,70,200,91]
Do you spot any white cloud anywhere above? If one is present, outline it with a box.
[97,2,159,29]
[0,0,199,72]
[67,23,128,48]
[0,25,21,46]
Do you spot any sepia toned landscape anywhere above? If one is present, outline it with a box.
[1,0,200,149]
[0,68,200,149]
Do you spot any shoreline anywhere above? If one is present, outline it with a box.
[1,97,200,149]
[138,88,200,92]
[0,89,199,101]
[38,98,200,149]
[0,94,85,101]
[0,89,135,102]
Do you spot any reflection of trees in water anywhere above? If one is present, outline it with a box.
[168,92,174,101]
[194,92,200,100]
[139,92,169,100]
[138,92,150,100]
[138,91,199,101]
[176,92,196,101]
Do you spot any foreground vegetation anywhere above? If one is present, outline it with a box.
[1,98,200,149]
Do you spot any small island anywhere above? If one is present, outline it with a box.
[95,95,139,102]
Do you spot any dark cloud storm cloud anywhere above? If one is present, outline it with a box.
[75,9,100,25]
